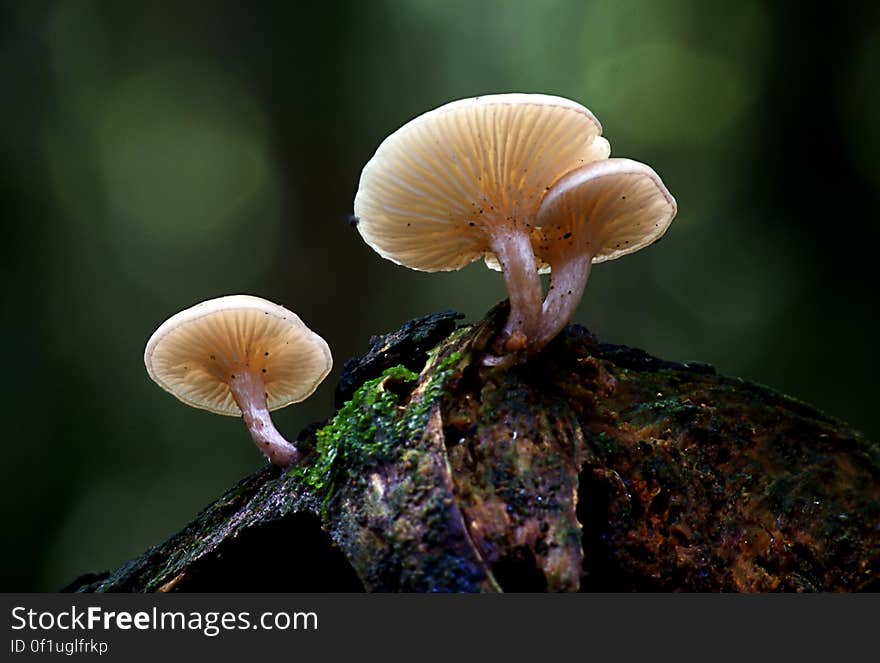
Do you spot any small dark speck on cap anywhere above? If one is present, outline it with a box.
[346,214,360,228]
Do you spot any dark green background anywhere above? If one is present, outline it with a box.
[2,0,878,591]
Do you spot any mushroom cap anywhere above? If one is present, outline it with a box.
[534,158,677,264]
[353,93,611,272]
[144,295,332,416]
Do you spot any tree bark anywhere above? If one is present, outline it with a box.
[65,305,880,592]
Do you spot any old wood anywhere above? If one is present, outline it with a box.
[66,306,880,592]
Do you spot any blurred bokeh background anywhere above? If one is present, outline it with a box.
[2,0,878,591]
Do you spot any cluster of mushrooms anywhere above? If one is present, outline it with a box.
[144,93,677,469]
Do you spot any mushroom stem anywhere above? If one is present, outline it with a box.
[228,370,301,469]
[488,229,543,346]
[533,251,593,352]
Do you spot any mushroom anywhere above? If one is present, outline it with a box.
[353,93,610,350]
[144,295,332,468]
[530,158,677,351]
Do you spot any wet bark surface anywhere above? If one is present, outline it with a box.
[66,306,880,592]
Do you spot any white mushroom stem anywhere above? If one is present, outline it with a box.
[533,251,593,352]
[228,370,301,469]
[488,229,544,345]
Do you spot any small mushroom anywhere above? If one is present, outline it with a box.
[144,295,332,468]
[353,93,610,349]
[530,158,677,351]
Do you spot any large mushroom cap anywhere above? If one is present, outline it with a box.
[144,295,332,416]
[353,93,610,272]
[535,158,677,264]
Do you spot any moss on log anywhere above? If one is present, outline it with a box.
[66,305,880,592]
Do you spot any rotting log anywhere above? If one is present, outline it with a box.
[65,305,880,592]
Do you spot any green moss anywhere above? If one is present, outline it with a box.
[289,365,417,494]
[588,431,620,459]
[289,350,463,509]
[415,348,463,418]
